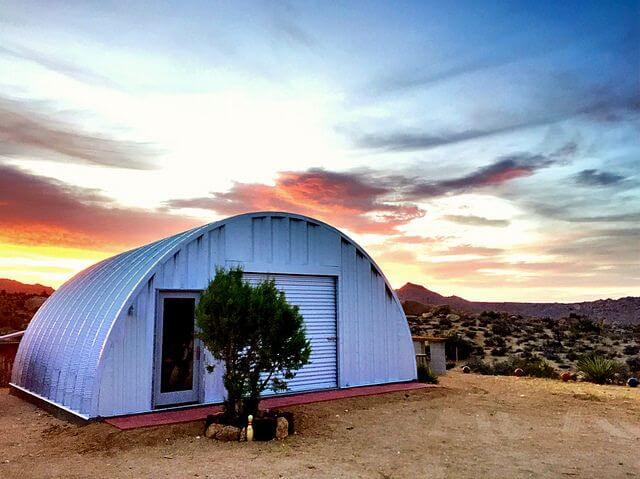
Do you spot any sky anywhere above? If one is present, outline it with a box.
[0,1,638,302]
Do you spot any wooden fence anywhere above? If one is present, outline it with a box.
[415,353,430,369]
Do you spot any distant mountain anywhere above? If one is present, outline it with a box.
[0,278,54,295]
[397,282,640,325]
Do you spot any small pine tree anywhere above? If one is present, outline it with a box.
[196,267,311,422]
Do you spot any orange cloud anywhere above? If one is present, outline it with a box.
[0,164,199,249]
[168,168,424,234]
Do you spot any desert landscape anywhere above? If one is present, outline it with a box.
[0,372,638,479]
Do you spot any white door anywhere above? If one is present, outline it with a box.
[243,273,338,393]
[153,292,202,407]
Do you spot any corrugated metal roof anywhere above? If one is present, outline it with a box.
[10,212,404,418]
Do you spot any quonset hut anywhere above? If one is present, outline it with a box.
[11,212,416,419]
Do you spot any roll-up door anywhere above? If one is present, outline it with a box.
[243,273,337,392]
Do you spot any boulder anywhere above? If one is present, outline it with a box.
[239,427,247,442]
[205,423,224,439]
[446,314,460,321]
[216,425,241,442]
[275,417,289,440]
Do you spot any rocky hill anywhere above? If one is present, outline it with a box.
[404,302,640,375]
[397,282,640,325]
[0,280,53,335]
[0,278,54,295]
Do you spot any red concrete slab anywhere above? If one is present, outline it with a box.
[105,382,431,430]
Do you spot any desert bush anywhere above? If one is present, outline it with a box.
[464,357,493,375]
[626,356,640,374]
[433,304,451,316]
[197,267,311,421]
[491,347,508,356]
[485,335,506,348]
[417,364,439,384]
[491,319,512,337]
[576,354,626,385]
[481,310,501,320]
[438,316,452,328]
[499,357,558,378]
[623,344,640,355]
[570,317,603,335]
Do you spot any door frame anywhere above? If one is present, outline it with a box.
[152,290,203,408]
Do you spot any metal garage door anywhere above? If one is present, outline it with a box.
[243,273,337,392]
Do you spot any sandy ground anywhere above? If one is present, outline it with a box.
[0,372,638,479]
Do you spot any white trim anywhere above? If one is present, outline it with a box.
[9,383,90,420]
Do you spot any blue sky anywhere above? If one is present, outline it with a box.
[0,1,638,301]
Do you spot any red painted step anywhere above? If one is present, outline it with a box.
[105,382,431,430]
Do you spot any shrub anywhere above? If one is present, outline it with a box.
[491,320,512,337]
[196,267,311,422]
[491,347,508,357]
[511,357,557,378]
[576,354,625,385]
[464,357,493,375]
[626,356,640,374]
[623,344,640,355]
[417,365,439,384]
[476,356,558,378]
[481,310,501,320]
[570,317,603,335]
[433,304,451,316]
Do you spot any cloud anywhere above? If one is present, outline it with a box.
[574,169,626,186]
[166,149,566,234]
[442,245,504,256]
[0,97,158,169]
[407,152,560,199]
[443,215,510,227]
[269,2,316,48]
[565,213,640,223]
[0,163,198,248]
[0,43,121,89]
[167,168,424,234]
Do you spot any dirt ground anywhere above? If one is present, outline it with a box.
[0,372,638,479]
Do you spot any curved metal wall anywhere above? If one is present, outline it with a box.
[12,212,416,418]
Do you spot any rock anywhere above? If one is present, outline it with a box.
[239,427,247,442]
[446,314,460,321]
[216,425,241,442]
[205,423,223,439]
[275,417,289,440]
[421,312,433,319]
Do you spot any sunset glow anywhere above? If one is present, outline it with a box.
[0,1,638,301]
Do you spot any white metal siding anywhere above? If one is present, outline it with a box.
[243,273,337,393]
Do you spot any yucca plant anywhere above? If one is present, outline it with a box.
[576,354,622,384]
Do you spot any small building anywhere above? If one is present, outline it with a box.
[11,212,416,420]
[412,335,447,375]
